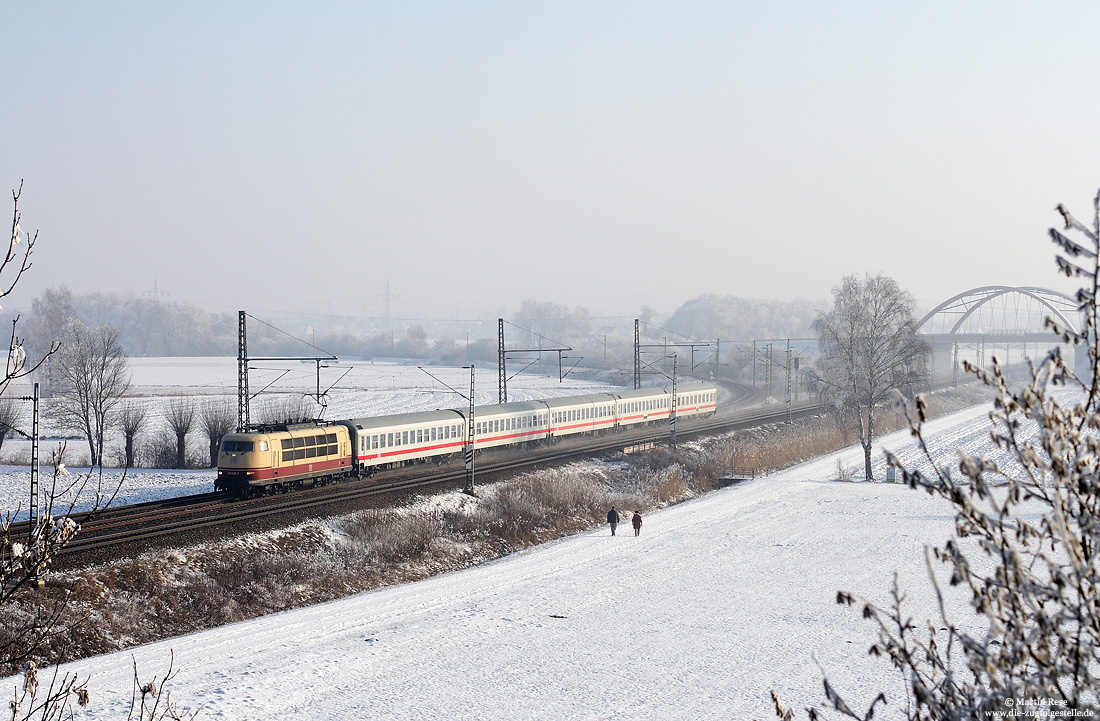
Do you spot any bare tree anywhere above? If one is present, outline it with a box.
[811,274,928,480]
[164,398,195,469]
[52,322,130,467]
[23,286,75,397]
[118,402,149,467]
[198,398,235,467]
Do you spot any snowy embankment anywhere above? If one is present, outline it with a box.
[50,402,999,720]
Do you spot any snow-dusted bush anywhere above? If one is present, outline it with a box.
[0,186,194,720]
[342,509,436,565]
[776,191,1100,717]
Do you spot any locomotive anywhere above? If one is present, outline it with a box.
[216,382,718,497]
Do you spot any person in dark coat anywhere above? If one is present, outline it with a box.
[607,506,620,536]
[632,511,643,536]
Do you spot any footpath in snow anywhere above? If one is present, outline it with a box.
[53,403,997,720]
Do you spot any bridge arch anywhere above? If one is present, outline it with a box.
[917,286,1080,339]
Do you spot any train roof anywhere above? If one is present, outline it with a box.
[610,387,670,401]
[541,393,618,410]
[340,409,465,430]
[473,400,547,417]
[609,382,715,401]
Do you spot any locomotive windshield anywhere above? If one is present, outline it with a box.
[222,440,255,453]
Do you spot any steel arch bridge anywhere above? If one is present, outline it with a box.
[918,286,1080,343]
[917,286,1082,381]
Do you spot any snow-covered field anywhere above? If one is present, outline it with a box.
[48,401,1001,720]
[1,358,617,520]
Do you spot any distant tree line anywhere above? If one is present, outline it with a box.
[8,287,824,369]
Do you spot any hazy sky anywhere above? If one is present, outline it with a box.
[4,2,1099,324]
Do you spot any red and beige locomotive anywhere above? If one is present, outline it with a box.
[216,382,718,496]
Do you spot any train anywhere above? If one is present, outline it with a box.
[215,381,718,496]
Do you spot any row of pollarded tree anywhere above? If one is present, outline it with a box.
[121,394,314,469]
[0,318,236,468]
[0,309,319,468]
[0,389,240,469]
[118,397,236,469]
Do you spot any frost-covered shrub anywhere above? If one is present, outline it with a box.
[775,191,1100,718]
[342,509,436,565]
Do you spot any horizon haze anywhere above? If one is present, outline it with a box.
[4,3,1099,323]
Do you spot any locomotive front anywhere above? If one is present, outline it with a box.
[216,432,274,494]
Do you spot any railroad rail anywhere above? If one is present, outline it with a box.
[44,389,819,566]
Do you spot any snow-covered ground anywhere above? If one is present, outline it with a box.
[46,401,1002,720]
[1,358,617,520]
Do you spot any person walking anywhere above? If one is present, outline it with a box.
[632,511,643,537]
[607,506,620,536]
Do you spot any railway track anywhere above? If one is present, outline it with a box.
[48,393,822,566]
